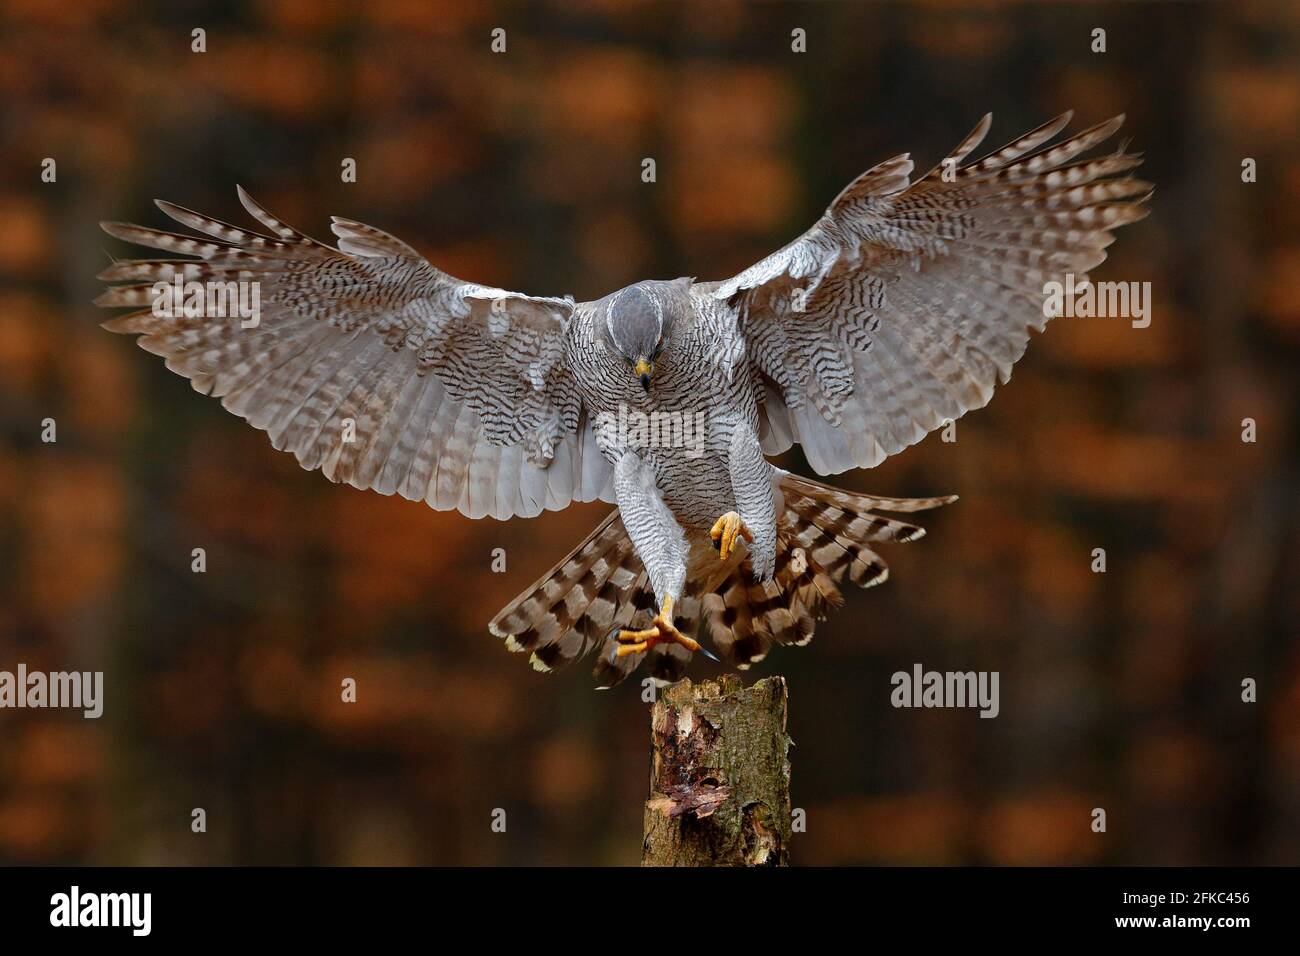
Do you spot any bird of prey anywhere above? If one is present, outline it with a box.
[96,113,1150,687]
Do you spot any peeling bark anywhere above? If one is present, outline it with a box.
[642,675,791,866]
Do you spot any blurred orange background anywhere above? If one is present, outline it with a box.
[0,0,1297,865]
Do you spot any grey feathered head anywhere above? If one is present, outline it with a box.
[602,279,690,390]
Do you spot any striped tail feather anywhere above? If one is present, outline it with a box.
[488,473,955,686]
[488,510,640,672]
[702,474,955,671]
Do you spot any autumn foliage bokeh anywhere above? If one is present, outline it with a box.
[1,0,1298,865]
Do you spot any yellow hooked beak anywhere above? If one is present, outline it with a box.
[634,358,653,391]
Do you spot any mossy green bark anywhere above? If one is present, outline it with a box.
[642,675,791,866]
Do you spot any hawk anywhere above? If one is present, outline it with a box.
[96,113,1150,687]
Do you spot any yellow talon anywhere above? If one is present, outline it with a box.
[709,511,754,561]
[615,596,703,658]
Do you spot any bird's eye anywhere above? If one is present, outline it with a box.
[651,337,664,359]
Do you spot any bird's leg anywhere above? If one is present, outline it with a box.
[610,451,720,661]
[709,511,754,561]
[616,596,703,658]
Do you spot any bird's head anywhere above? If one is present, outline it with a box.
[603,280,691,392]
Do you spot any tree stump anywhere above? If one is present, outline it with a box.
[642,675,792,866]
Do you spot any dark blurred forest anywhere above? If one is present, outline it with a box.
[0,0,1297,865]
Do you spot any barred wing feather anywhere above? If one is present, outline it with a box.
[96,188,612,520]
[709,113,1152,474]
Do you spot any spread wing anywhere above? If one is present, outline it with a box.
[96,188,612,519]
[705,113,1152,474]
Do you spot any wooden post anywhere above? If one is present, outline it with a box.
[642,675,792,866]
